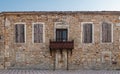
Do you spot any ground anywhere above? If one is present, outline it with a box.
[0,70,120,74]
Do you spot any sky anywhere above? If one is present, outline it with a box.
[0,0,120,12]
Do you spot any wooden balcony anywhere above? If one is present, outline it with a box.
[49,40,74,50]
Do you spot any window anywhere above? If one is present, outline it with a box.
[15,24,25,43]
[102,22,112,43]
[83,23,93,43]
[33,24,43,43]
[56,29,68,41]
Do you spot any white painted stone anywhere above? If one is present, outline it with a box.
[97,58,101,62]
[16,52,25,62]
[5,45,9,49]
[5,50,9,57]
[118,16,120,20]
[5,62,10,67]
[101,51,112,64]
[119,46,120,49]
[5,18,10,27]
[116,23,120,26]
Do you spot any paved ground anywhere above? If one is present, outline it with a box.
[0,70,120,74]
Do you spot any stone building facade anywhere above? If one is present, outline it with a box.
[0,11,120,70]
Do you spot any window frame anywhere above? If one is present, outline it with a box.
[81,22,94,44]
[32,22,45,43]
[54,22,69,41]
[14,22,26,43]
[100,22,113,44]
[56,29,68,41]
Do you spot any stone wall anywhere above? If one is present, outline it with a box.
[0,14,5,69]
[0,11,120,70]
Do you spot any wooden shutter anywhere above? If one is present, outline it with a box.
[34,24,43,43]
[15,24,25,43]
[34,24,38,43]
[39,24,43,43]
[83,23,92,43]
[15,25,19,42]
[102,22,112,42]
[20,25,25,42]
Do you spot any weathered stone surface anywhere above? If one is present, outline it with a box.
[0,11,120,69]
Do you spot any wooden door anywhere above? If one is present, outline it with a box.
[55,29,68,70]
[55,49,68,70]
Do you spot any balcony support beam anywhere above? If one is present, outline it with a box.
[49,40,74,56]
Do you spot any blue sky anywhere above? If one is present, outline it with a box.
[0,0,120,12]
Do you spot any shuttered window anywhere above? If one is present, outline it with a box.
[15,24,25,43]
[102,22,112,43]
[83,23,93,43]
[34,24,43,43]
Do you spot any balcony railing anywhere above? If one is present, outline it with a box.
[49,40,74,50]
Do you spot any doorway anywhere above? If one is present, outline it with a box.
[55,29,68,70]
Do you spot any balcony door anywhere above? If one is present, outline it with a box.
[55,29,68,70]
[56,29,68,41]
